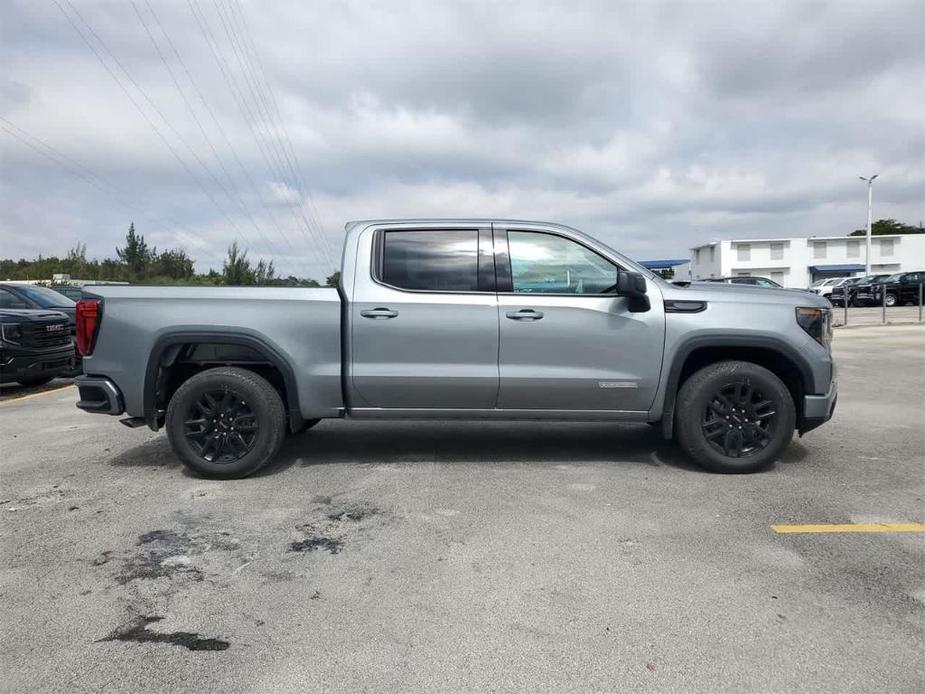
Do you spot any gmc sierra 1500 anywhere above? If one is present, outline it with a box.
[74,219,836,478]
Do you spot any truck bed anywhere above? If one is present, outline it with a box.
[82,286,343,420]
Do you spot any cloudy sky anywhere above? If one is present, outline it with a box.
[2,0,923,279]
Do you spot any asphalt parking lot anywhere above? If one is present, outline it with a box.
[1,325,923,693]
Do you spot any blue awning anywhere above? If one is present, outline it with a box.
[809,264,865,272]
[638,258,689,269]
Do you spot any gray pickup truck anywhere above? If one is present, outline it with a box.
[74,219,836,478]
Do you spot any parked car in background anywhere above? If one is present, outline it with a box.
[49,285,87,302]
[870,271,925,307]
[851,274,892,306]
[830,274,888,307]
[0,309,74,386]
[73,218,836,479]
[810,277,850,299]
[702,276,783,288]
[0,283,77,328]
[0,283,80,375]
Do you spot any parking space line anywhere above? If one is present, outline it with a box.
[0,384,75,405]
[772,523,925,534]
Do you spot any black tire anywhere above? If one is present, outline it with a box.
[165,367,286,479]
[675,360,796,474]
[885,292,898,307]
[16,375,55,387]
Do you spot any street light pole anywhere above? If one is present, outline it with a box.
[859,174,879,275]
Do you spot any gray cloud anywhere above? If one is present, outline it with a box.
[1,0,923,279]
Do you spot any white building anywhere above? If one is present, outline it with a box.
[688,234,925,288]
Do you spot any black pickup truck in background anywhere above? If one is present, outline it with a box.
[0,309,75,386]
[870,271,925,307]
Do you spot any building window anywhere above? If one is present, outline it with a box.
[771,271,784,285]
[814,242,827,259]
[709,246,715,262]
[847,240,860,258]
[770,242,784,260]
[694,248,700,263]
[880,239,894,256]
[736,244,750,261]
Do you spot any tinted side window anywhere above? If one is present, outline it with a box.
[507,231,617,294]
[0,288,30,309]
[381,230,479,291]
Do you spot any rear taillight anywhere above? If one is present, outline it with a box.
[76,299,102,356]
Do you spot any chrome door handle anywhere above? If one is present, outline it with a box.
[505,309,544,321]
[360,307,399,319]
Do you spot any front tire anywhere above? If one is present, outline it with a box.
[675,361,796,474]
[885,292,898,307]
[165,367,286,479]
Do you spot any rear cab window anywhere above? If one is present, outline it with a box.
[377,229,493,292]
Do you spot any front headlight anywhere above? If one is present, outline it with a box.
[0,323,23,344]
[796,307,832,347]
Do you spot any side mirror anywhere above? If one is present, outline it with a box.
[614,270,650,313]
[615,270,647,296]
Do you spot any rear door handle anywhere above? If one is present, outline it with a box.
[360,307,399,319]
[505,309,544,321]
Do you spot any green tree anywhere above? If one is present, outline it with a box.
[222,241,253,286]
[325,271,340,288]
[254,258,276,285]
[850,219,924,236]
[152,248,195,279]
[116,222,153,276]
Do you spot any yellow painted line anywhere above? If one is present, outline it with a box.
[772,523,925,534]
[0,384,75,405]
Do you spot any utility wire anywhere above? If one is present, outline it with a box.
[0,116,228,269]
[130,0,281,257]
[54,0,259,262]
[211,0,331,266]
[187,0,333,272]
[141,0,298,256]
[225,0,333,262]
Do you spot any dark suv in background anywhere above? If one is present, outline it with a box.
[871,271,925,307]
[829,274,887,307]
[851,274,893,306]
[0,283,80,375]
[0,309,74,386]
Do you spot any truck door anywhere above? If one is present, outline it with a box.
[494,225,665,412]
[349,226,499,410]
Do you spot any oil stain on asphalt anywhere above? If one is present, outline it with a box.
[287,500,386,555]
[99,615,230,651]
[104,527,241,584]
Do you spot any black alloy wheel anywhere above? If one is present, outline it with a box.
[184,388,259,463]
[700,378,777,458]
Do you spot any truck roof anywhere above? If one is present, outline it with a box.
[344,218,582,233]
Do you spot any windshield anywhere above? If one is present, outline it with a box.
[11,284,76,308]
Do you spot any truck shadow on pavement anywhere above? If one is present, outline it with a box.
[106,419,810,477]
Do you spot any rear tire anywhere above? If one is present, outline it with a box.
[675,360,796,474]
[165,367,286,479]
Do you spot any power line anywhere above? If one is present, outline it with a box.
[225,0,333,262]
[54,0,263,262]
[210,0,331,265]
[131,0,288,257]
[0,116,228,269]
[187,0,333,271]
[141,0,299,256]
